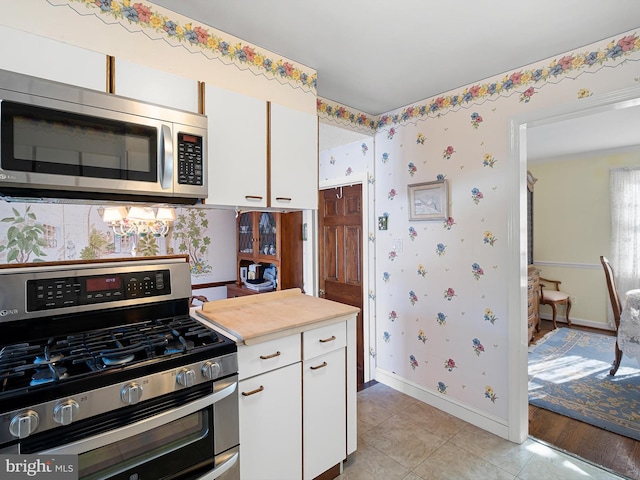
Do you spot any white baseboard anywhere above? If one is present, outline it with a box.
[538,313,615,331]
[374,368,513,442]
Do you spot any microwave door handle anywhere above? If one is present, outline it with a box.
[160,124,173,190]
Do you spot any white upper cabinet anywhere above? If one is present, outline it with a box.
[270,103,318,210]
[114,59,199,112]
[206,84,268,208]
[206,82,318,210]
[0,25,105,91]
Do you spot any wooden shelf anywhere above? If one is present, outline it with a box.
[232,211,303,298]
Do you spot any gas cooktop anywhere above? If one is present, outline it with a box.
[0,315,229,393]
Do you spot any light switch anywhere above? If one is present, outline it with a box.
[393,239,403,253]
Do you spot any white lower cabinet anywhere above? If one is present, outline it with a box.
[303,347,346,480]
[237,317,354,480]
[239,362,302,480]
[238,334,302,480]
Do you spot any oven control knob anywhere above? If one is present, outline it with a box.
[121,382,144,405]
[9,410,39,439]
[53,400,79,426]
[176,368,196,387]
[201,361,221,379]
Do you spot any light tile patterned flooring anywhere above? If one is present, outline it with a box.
[338,382,629,480]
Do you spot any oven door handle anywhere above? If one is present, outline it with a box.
[39,382,237,455]
[197,448,239,480]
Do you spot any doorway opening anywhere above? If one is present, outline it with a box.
[509,84,640,475]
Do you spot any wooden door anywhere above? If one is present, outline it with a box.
[318,184,364,388]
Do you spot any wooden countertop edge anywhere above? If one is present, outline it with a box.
[197,288,359,345]
[241,312,356,346]
[201,288,303,312]
[195,309,357,346]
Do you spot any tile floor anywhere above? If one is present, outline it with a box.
[338,382,630,480]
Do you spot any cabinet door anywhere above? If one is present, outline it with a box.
[270,103,318,210]
[238,212,255,257]
[206,85,268,207]
[239,362,302,480]
[303,348,346,480]
[115,59,198,112]
[0,25,105,91]
[256,212,279,260]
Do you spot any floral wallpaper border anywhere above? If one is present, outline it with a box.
[42,3,639,135]
[321,32,640,133]
[48,0,317,93]
[317,97,379,133]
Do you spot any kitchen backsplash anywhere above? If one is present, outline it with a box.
[0,201,237,285]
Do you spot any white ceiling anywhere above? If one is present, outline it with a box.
[148,0,640,116]
[527,104,640,162]
[147,1,640,159]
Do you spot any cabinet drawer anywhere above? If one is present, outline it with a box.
[238,334,301,380]
[303,322,346,361]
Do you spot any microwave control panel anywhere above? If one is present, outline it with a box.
[177,133,204,186]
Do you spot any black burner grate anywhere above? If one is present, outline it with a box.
[0,316,221,393]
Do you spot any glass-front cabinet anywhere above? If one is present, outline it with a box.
[231,211,303,298]
[238,212,279,260]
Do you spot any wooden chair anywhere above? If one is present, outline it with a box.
[600,256,623,376]
[539,277,572,329]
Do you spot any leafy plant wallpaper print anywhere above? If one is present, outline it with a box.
[0,205,49,263]
[0,202,235,285]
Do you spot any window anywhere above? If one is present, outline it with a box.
[610,167,640,317]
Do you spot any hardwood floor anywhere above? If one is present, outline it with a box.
[528,319,640,479]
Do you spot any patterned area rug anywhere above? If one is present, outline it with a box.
[528,327,640,441]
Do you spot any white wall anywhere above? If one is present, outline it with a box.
[530,149,640,329]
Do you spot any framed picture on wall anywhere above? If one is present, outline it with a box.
[408,180,448,221]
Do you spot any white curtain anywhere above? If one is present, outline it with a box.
[610,167,640,325]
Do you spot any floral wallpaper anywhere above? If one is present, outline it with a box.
[0,202,236,285]
[320,30,640,422]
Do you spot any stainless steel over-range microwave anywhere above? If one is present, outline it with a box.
[0,69,207,203]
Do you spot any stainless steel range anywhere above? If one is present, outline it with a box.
[0,256,239,480]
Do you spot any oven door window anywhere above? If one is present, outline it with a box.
[1,100,157,182]
[80,410,212,480]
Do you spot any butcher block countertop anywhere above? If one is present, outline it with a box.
[195,288,359,345]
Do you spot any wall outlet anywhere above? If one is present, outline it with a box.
[570,296,577,305]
